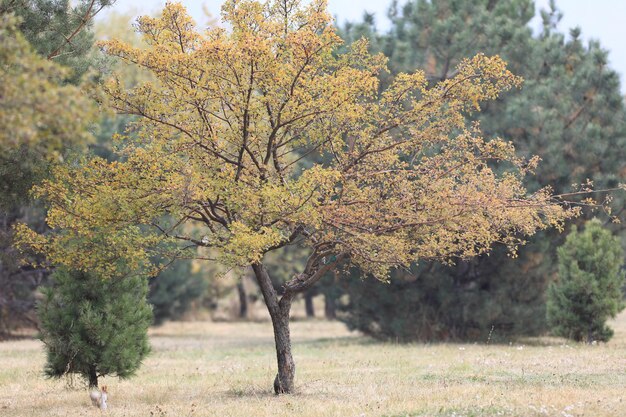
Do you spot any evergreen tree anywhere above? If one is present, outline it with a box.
[0,0,115,81]
[341,239,554,341]
[547,219,625,343]
[0,13,98,334]
[149,260,207,325]
[339,0,626,341]
[38,268,152,387]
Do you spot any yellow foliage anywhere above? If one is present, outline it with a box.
[0,14,95,155]
[16,1,575,280]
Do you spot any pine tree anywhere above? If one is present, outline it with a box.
[1,0,115,81]
[547,219,625,343]
[149,260,207,325]
[339,0,626,341]
[0,12,99,335]
[38,268,152,388]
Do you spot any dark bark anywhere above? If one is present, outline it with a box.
[236,281,248,319]
[272,297,295,394]
[324,292,336,320]
[88,366,98,388]
[252,263,295,394]
[304,291,315,318]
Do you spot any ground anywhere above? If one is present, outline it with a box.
[1,310,625,416]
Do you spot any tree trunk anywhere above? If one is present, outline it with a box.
[252,263,295,394]
[324,292,336,320]
[271,298,295,394]
[236,281,248,319]
[304,291,315,318]
[88,366,98,388]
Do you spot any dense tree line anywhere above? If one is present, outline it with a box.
[338,0,626,341]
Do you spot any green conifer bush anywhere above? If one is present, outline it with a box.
[38,268,152,387]
[547,219,625,343]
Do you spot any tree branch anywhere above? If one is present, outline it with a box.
[47,0,107,60]
[281,252,348,296]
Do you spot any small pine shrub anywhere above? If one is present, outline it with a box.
[547,219,625,343]
[38,268,152,387]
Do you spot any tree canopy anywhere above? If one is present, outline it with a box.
[0,13,95,160]
[1,0,116,81]
[17,0,573,277]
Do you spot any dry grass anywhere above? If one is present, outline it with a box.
[1,311,625,417]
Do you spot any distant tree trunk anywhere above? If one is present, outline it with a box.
[88,366,98,388]
[252,262,295,394]
[304,290,315,318]
[324,293,336,320]
[323,271,339,320]
[236,281,248,319]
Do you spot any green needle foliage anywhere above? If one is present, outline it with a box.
[547,219,625,343]
[38,268,152,387]
[149,260,207,326]
[338,0,626,341]
[0,12,99,335]
[0,0,115,81]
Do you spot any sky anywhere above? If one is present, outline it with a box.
[98,0,626,91]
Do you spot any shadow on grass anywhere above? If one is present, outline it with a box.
[225,383,352,401]
[295,335,378,348]
[225,385,273,398]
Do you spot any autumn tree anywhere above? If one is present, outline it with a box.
[18,0,576,394]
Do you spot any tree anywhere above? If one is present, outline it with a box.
[0,0,117,336]
[338,0,626,341]
[38,267,152,388]
[0,13,95,156]
[17,1,577,394]
[149,259,207,325]
[0,0,116,81]
[0,13,97,334]
[547,219,625,343]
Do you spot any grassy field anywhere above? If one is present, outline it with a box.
[1,311,625,417]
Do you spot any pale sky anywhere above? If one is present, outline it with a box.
[99,0,626,91]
